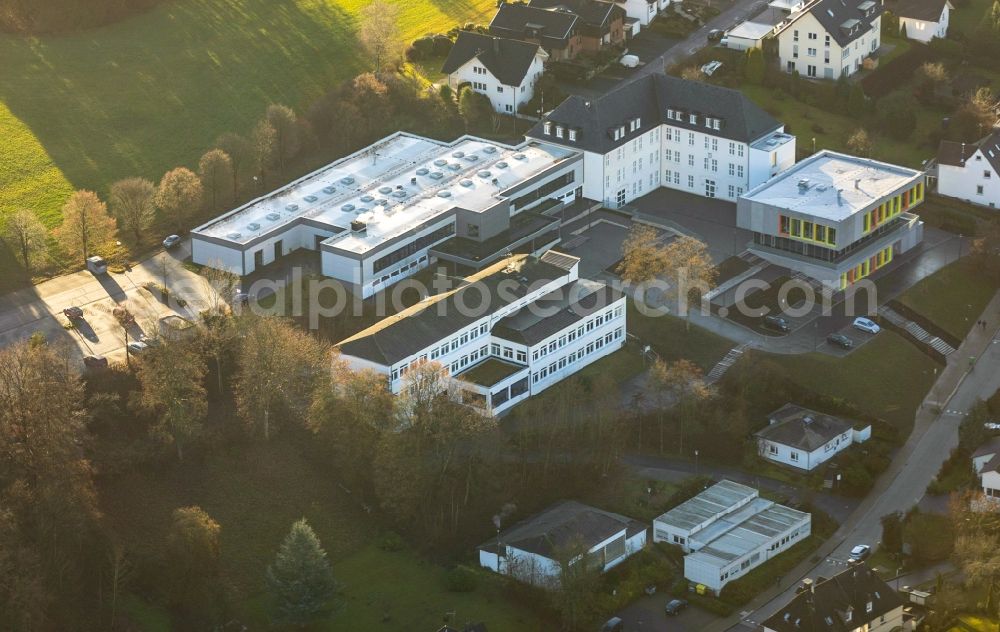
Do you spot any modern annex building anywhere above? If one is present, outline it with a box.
[527,73,796,206]
[191,132,582,298]
[737,150,925,290]
[336,251,626,416]
[653,480,811,592]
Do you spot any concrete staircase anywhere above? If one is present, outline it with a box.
[878,305,956,356]
[706,343,749,384]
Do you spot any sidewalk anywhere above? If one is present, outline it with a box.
[704,289,1000,632]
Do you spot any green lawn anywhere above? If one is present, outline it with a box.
[898,261,998,341]
[768,330,939,432]
[0,0,496,276]
[627,302,736,372]
[949,615,1000,632]
[949,0,992,36]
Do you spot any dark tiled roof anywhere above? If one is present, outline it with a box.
[982,453,1000,475]
[529,0,622,28]
[783,0,884,48]
[762,564,904,632]
[490,3,578,48]
[493,280,622,346]
[336,253,574,366]
[972,437,1000,460]
[526,74,782,153]
[479,500,644,558]
[755,404,856,452]
[894,0,949,22]
[441,32,542,86]
[937,130,1000,175]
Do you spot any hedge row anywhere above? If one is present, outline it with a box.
[860,43,938,99]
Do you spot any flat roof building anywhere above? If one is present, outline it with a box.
[191,132,582,298]
[654,480,811,592]
[737,150,925,290]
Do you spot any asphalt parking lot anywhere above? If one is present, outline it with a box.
[616,592,720,632]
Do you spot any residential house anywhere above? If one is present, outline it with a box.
[336,251,627,416]
[191,132,582,297]
[478,500,647,587]
[737,149,925,290]
[490,2,583,61]
[615,0,661,28]
[755,404,872,471]
[935,130,1000,210]
[653,480,811,592]
[762,564,905,632]
[972,437,1000,504]
[895,0,952,42]
[442,32,548,114]
[527,73,796,206]
[774,0,883,79]
[530,0,627,53]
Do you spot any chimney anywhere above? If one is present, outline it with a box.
[837,189,843,205]
[802,578,815,593]
[854,178,861,189]
[493,37,501,55]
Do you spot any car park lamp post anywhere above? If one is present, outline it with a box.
[695,449,699,476]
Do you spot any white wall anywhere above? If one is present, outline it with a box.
[748,135,796,189]
[900,5,948,42]
[618,0,659,25]
[448,53,546,114]
[192,238,245,275]
[982,470,1000,500]
[758,429,856,471]
[778,13,881,79]
[661,124,756,202]
[937,155,1000,210]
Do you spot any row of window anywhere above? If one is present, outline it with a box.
[531,305,624,361]
[369,255,428,289]
[779,215,838,247]
[839,244,893,289]
[862,182,924,233]
[542,121,578,142]
[792,30,830,46]
[531,328,624,384]
[664,108,722,130]
[390,322,491,380]
[372,223,455,273]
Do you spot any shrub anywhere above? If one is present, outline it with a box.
[903,512,954,565]
[810,123,825,134]
[861,44,937,98]
[445,566,479,592]
[378,531,404,552]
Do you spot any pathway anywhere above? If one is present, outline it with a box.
[878,305,956,356]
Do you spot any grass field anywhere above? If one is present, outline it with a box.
[627,302,736,372]
[0,0,495,268]
[949,615,1000,632]
[898,261,998,341]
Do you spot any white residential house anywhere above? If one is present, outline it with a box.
[755,404,872,471]
[616,0,660,26]
[526,73,796,206]
[762,566,905,632]
[653,480,811,592]
[972,438,1000,505]
[935,131,1000,210]
[336,251,627,417]
[774,0,883,79]
[895,0,952,42]
[442,31,548,114]
[478,501,647,587]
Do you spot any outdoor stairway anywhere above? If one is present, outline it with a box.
[738,251,765,266]
[878,306,956,355]
[706,343,749,384]
[790,271,826,295]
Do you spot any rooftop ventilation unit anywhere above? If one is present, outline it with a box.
[483,146,497,154]
[477,170,492,178]
[376,198,389,206]
[392,190,407,198]
[415,167,430,176]
[322,186,336,195]
[303,195,318,203]
[433,159,448,167]
[513,153,527,160]
[360,195,375,203]
[285,203,299,212]
[265,213,281,221]
[802,416,814,425]
[341,203,356,213]
[246,222,261,231]
[226,232,242,240]
[496,161,509,169]
[460,179,474,187]
[429,172,444,180]
[437,190,452,198]
[448,163,462,171]
[452,151,465,158]
[340,176,355,185]
[350,220,366,232]
[797,178,810,191]
[378,186,393,194]
[465,154,479,162]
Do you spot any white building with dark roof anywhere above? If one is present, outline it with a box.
[935,131,1000,210]
[762,565,904,632]
[756,404,872,471]
[653,480,811,592]
[527,73,796,206]
[441,32,548,114]
[191,132,582,297]
[895,0,952,42]
[335,251,626,416]
[478,500,647,587]
[737,150,925,290]
[774,0,883,79]
[972,438,1000,505]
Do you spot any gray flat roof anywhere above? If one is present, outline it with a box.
[741,150,923,222]
[687,500,810,568]
[655,480,757,532]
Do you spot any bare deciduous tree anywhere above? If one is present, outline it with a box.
[3,209,47,271]
[265,105,301,175]
[215,132,252,202]
[198,149,233,210]
[155,168,203,231]
[109,177,156,241]
[135,339,208,460]
[358,0,402,72]
[54,190,118,263]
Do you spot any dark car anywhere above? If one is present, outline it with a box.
[665,598,689,615]
[708,28,725,41]
[83,355,108,369]
[763,315,791,332]
[827,333,854,349]
[63,306,84,320]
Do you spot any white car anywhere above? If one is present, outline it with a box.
[126,341,149,355]
[852,317,881,334]
[848,544,871,563]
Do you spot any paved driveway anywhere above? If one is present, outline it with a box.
[617,594,716,632]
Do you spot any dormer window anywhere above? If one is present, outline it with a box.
[543,121,552,135]
[667,108,675,119]
[866,601,873,613]
[555,125,564,139]
[568,128,578,141]
[689,113,697,124]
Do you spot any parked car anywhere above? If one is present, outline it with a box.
[83,355,108,369]
[233,289,250,305]
[827,333,854,349]
[163,234,181,249]
[63,306,84,320]
[985,421,1000,431]
[600,616,624,632]
[620,54,640,68]
[126,341,149,355]
[700,60,723,76]
[86,255,108,275]
[852,317,881,334]
[763,315,791,332]
[665,599,689,615]
[848,544,871,563]
[707,28,724,41]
